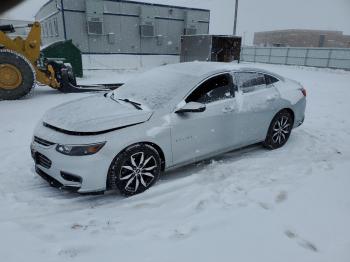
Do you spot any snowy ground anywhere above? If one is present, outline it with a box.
[0,63,350,262]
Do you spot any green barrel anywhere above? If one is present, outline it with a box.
[41,40,83,77]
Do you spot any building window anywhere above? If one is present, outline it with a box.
[49,21,53,37]
[44,23,48,37]
[54,18,59,36]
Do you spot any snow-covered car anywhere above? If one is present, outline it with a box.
[31,62,306,196]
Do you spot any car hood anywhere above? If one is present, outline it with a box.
[42,94,153,134]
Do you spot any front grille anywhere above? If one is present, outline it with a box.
[35,152,52,169]
[34,136,55,147]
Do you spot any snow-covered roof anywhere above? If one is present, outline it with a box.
[160,62,284,80]
[160,62,241,78]
[113,62,284,110]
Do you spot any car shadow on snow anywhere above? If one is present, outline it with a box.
[34,130,308,207]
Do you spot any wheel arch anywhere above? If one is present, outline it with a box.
[141,141,166,171]
[106,141,166,190]
[280,108,295,124]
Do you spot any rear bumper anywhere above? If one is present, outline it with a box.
[293,97,306,128]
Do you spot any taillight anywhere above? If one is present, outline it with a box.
[300,88,307,97]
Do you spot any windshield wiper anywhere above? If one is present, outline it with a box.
[109,92,119,103]
[118,98,142,110]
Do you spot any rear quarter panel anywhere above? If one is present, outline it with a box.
[275,79,306,127]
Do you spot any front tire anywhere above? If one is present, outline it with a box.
[108,144,161,196]
[264,110,294,149]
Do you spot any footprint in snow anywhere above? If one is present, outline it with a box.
[284,230,318,252]
[58,245,92,258]
[298,239,318,252]
[132,202,159,209]
[172,225,198,239]
[58,247,83,258]
[275,191,288,203]
[71,223,87,230]
[258,202,271,210]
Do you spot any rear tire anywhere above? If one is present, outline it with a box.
[0,49,35,100]
[263,110,294,150]
[107,144,161,196]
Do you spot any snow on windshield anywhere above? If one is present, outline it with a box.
[113,66,198,109]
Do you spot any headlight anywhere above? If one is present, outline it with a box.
[56,142,106,156]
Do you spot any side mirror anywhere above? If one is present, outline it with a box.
[175,102,206,114]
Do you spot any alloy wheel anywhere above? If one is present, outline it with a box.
[119,152,158,193]
[272,116,291,145]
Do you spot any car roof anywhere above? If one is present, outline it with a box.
[160,62,285,81]
[113,62,285,110]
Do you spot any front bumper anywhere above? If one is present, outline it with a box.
[31,139,111,194]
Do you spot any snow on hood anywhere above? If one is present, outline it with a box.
[42,94,153,133]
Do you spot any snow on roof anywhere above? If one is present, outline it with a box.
[113,62,284,110]
[160,62,240,78]
[160,62,284,80]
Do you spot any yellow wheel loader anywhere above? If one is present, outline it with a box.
[0,22,121,100]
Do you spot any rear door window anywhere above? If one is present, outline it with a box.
[265,74,279,85]
[236,72,266,93]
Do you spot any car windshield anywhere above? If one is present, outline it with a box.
[112,67,198,110]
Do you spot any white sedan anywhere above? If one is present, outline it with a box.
[31,62,306,196]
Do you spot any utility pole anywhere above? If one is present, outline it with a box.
[233,0,239,35]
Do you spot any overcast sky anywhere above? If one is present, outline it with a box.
[2,0,350,44]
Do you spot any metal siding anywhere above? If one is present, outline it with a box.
[104,1,122,13]
[36,0,59,18]
[154,20,168,53]
[36,0,209,55]
[288,48,307,58]
[286,57,305,65]
[241,46,350,70]
[306,57,328,67]
[241,47,255,55]
[329,59,350,69]
[270,48,288,57]
[308,49,330,59]
[104,15,122,52]
[331,49,350,59]
[62,0,85,10]
[121,2,140,14]
[164,20,183,54]
[120,16,141,53]
[269,56,286,64]
[63,12,89,52]
[35,0,66,47]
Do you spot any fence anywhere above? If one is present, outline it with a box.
[241,46,350,70]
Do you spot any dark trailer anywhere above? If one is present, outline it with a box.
[180,35,242,63]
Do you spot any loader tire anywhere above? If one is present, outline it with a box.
[0,49,35,100]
